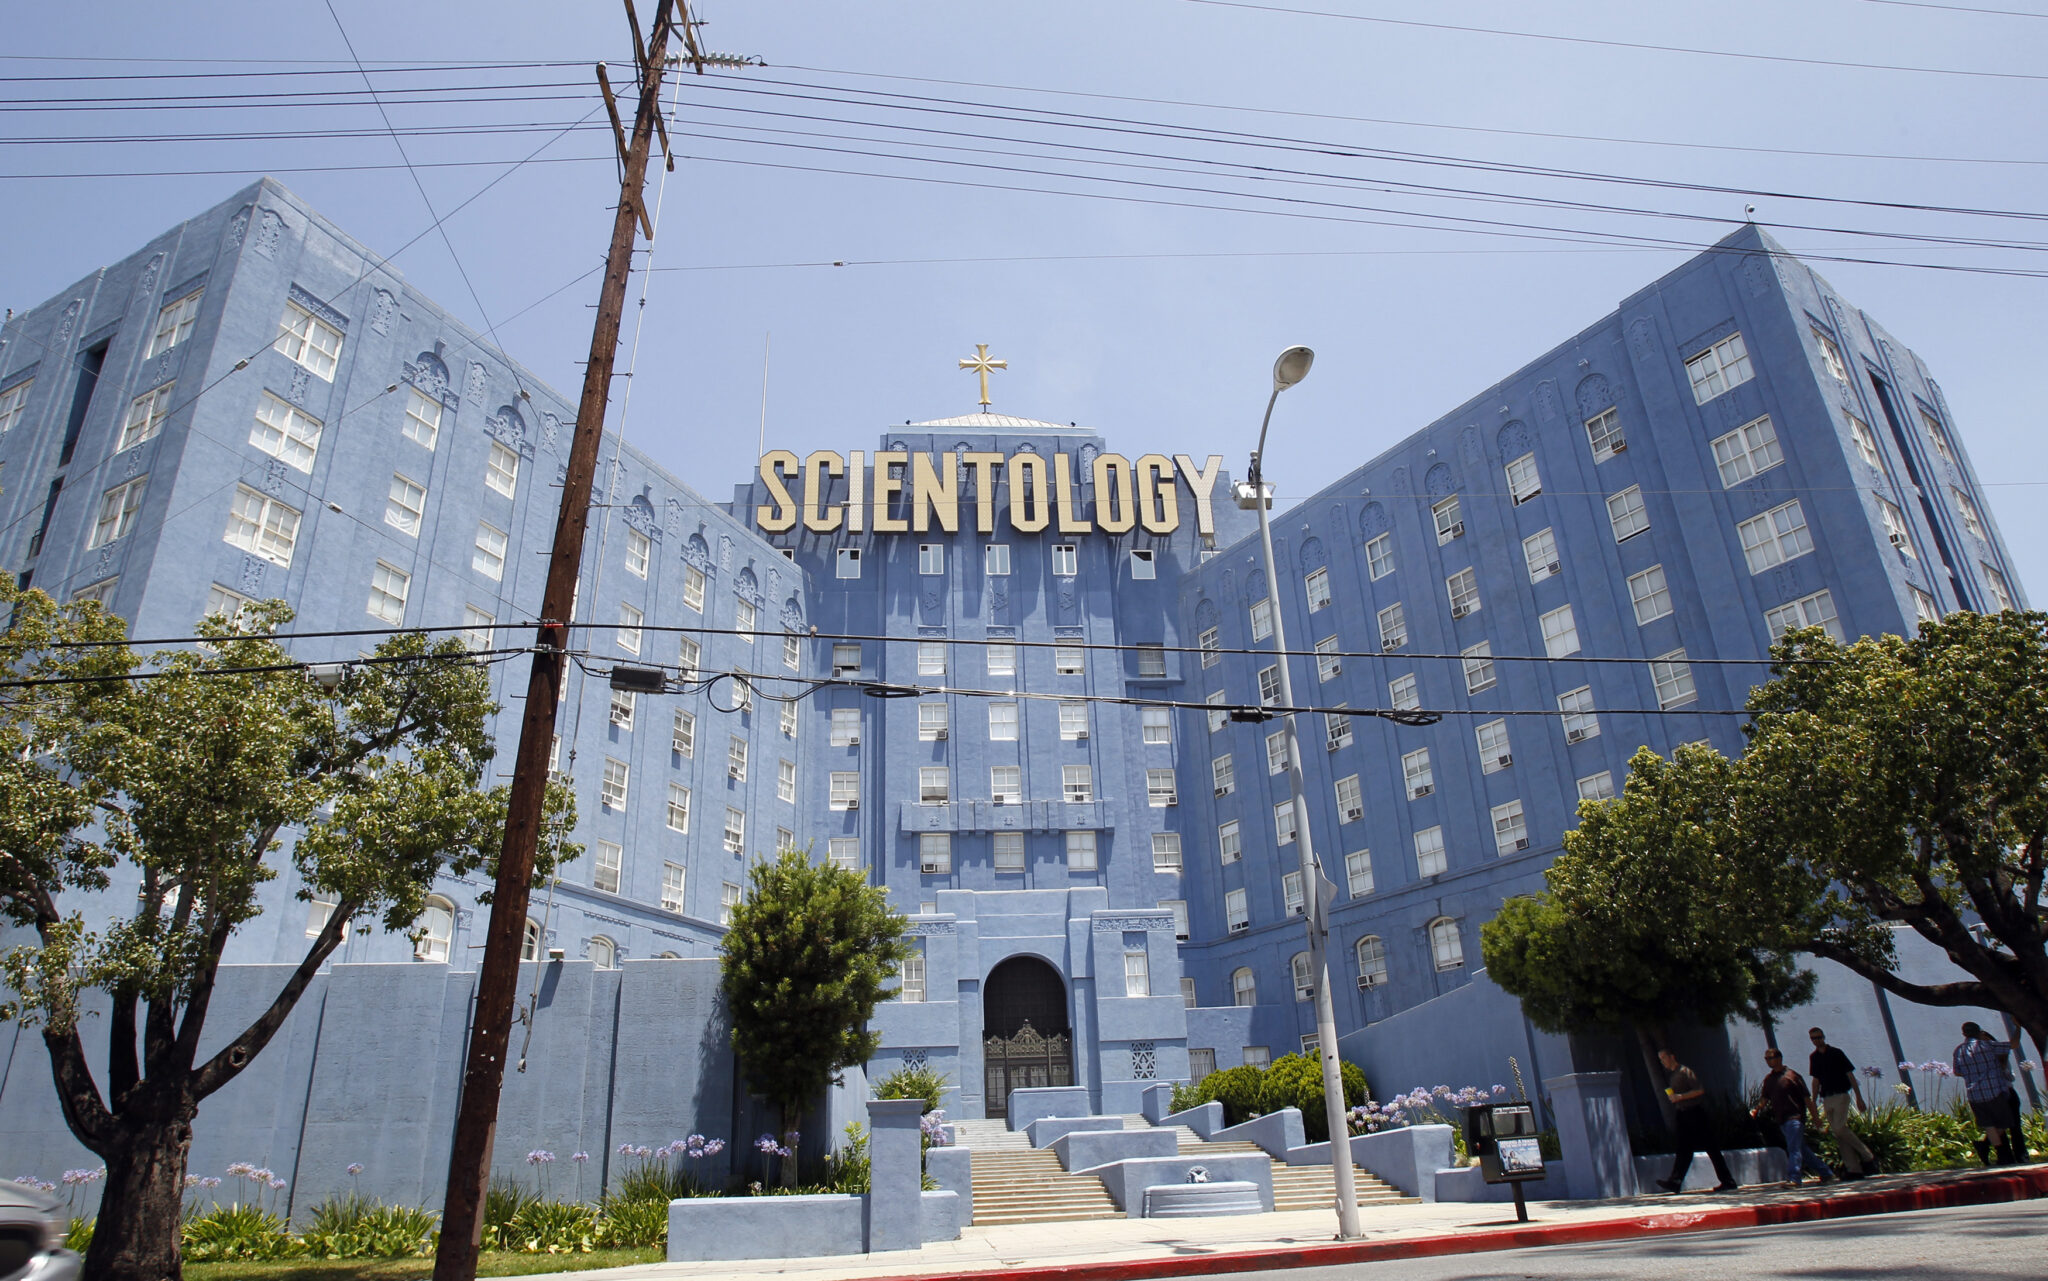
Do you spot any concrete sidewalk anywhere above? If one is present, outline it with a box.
[561,1163,2048,1281]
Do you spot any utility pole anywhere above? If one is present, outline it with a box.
[432,4,684,1277]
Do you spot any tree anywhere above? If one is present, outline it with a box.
[719,848,913,1185]
[0,585,574,1281]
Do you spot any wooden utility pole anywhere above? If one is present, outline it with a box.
[432,4,680,1276]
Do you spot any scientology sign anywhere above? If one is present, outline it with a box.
[752,449,1229,539]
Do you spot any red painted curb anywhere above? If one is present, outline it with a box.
[867,1168,2048,1281]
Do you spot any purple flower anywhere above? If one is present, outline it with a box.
[1862,1066,1884,1078]
[14,1177,57,1193]
[1492,1084,1508,1095]
[346,1163,364,1176]
[2021,1061,2040,1072]
[526,1150,555,1166]
[201,1177,222,1189]
[616,1142,635,1157]
[755,1134,793,1159]
[1897,1061,1915,1072]
[571,1151,590,1164]
[268,1177,286,1190]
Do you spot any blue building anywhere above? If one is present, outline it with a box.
[0,178,2027,1160]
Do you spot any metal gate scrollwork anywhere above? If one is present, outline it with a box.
[983,1020,1072,1116]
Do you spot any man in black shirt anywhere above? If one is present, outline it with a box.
[1808,1027,1876,1179]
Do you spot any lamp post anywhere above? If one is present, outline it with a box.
[1234,345,1361,1239]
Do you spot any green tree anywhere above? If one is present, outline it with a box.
[0,586,575,1281]
[1257,1052,1368,1142]
[719,848,913,1185]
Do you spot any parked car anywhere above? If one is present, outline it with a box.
[0,1183,79,1281]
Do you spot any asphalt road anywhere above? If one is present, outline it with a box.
[1202,1199,2048,1280]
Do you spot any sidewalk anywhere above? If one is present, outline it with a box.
[567,1164,2048,1281]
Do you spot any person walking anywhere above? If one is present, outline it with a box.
[1808,1027,1877,1179]
[1953,1022,2022,1166]
[1655,1048,1739,1194]
[1754,1047,1834,1187]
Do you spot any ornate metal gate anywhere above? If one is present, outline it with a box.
[984,1021,1073,1117]
[982,955,1072,1118]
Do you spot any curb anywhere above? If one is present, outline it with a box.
[863,1167,2048,1281]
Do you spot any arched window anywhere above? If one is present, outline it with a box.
[414,895,454,963]
[1428,917,1464,971]
[1356,935,1388,988]
[521,918,543,962]
[588,935,617,969]
[657,950,680,959]
[1290,952,1314,1001]
[1231,966,1257,1006]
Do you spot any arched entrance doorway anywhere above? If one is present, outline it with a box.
[982,955,1072,1119]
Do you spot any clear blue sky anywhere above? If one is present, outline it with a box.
[6,1,2044,601]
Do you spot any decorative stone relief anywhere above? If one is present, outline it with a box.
[1424,462,1456,498]
[664,496,683,536]
[1532,379,1562,425]
[1298,536,1327,572]
[624,489,660,539]
[485,405,533,458]
[404,345,453,402]
[553,462,567,486]
[921,586,942,618]
[225,206,251,252]
[455,908,475,930]
[133,253,165,306]
[990,584,1009,616]
[540,412,562,455]
[1015,440,1036,453]
[262,458,288,495]
[1575,373,1613,420]
[253,209,285,258]
[1627,315,1658,363]
[91,545,115,579]
[684,533,711,570]
[1194,598,1218,630]
[1131,1042,1157,1080]
[1091,914,1169,932]
[736,566,760,604]
[780,596,804,631]
[1359,501,1388,539]
[1459,424,1484,468]
[1740,253,1773,299]
[464,361,488,408]
[903,1050,930,1072]
[369,288,397,336]
[239,555,266,594]
[123,448,142,479]
[1244,568,1266,604]
[1496,420,1531,460]
[908,921,957,935]
[717,534,734,571]
[55,299,82,351]
[287,366,311,406]
[1219,568,1235,600]
[1389,466,1412,507]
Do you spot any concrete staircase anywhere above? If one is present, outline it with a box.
[1119,1115,1417,1212]
[955,1118,1123,1226]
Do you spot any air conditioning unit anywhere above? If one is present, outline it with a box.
[1075,728,1090,739]
[1451,605,1471,620]
[933,728,948,740]
[1449,522,1466,538]
[992,795,1008,806]
[1344,807,1364,822]
[1611,438,1628,453]
[1514,838,1530,851]
[846,734,860,746]
[1566,727,1589,744]
[1546,561,1561,575]
[1291,903,1304,916]
[1497,754,1513,768]
[1215,786,1230,797]
[1513,490,1538,506]
[1326,738,1341,752]
[1230,921,1248,932]
[728,767,744,780]
[1162,795,1179,806]
[1889,532,1907,548]
[1385,637,1407,651]
[844,798,859,810]
[1412,783,1434,798]
[1357,974,1382,991]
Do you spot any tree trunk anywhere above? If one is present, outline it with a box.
[81,1100,196,1281]
[779,1102,798,1189]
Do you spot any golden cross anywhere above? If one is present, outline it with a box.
[958,343,1008,410]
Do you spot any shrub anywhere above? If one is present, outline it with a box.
[594,1197,668,1249]
[299,1195,438,1259]
[874,1065,949,1113]
[1187,1065,1268,1127]
[181,1203,301,1262]
[479,1177,537,1251]
[612,1161,698,1204]
[1257,1054,1369,1142]
[500,1199,598,1254]
[1167,1080,1205,1115]
[825,1122,871,1195]
[65,1218,92,1253]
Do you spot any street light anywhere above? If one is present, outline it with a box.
[1234,345,1362,1239]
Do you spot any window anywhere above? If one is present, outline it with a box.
[1492,800,1528,854]
[985,544,1011,575]
[1054,642,1084,675]
[1365,532,1395,579]
[1540,604,1580,658]
[1163,898,1190,941]
[403,895,454,962]
[1920,408,1956,464]
[918,766,950,805]
[777,758,797,803]
[830,706,859,745]
[601,757,630,808]
[72,579,117,609]
[720,882,743,926]
[1315,635,1341,683]
[1326,709,1353,751]
[472,521,508,580]
[594,841,623,894]
[1305,567,1332,611]
[1052,544,1077,576]
[1137,644,1167,678]
[1462,641,1497,694]
[734,598,756,642]
[1765,589,1842,642]
[989,701,1019,740]
[1879,498,1914,556]
[609,689,635,730]
[1711,415,1783,487]
[275,300,344,380]
[90,478,147,548]
[1607,485,1649,541]
[828,838,860,871]
[1345,850,1375,899]
[1428,917,1465,970]
[1218,819,1241,864]
[1335,774,1363,823]
[987,642,1017,676]
[1290,950,1313,999]
[1250,598,1274,641]
[1814,327,1850,383]
[1912,586,1942,627]
[1266,730,1290,776]
[400,387,441,449]
[1629,565,1674,625]
[1684,331,1753,403]
[366,561,409,624]
[1558,686,1600,741]
[1585,406,1625,462]
[1132,549,1157,580]
[203,583,254,629]
[1848,413,1883,470]
[1243,1046,1271,1069]
[1650,649,1697,709]
[1207,689,1228,734]
[837,547,861,578]
[1062,765,1094,803]
[1059,700,1089,739]
[485,441,520,497]
[1433,494,1464,543]
[1066,830,1098,869]
[1445,568,1481,619]
[1415,826,1447,877]
[1124,950,1152,998]
[829,771,860,810]
[659,862,686,914]
[1257,665,1281,706]
[783,632,801,673]
[1983,564,2016,613]
[723,807,746,854]
[519,918,545,962]
[994,831,1025,872]
[1577,771,1616,803]
[0,379,33,435]
[1477,719,1511,773]
[1504,452,1542,504]
[1274,801,1298,846]
[121,383,175,450]
[1737,500,1813,573]
[376,472,427,538]
[1147,769,1178,807]
[1232,964,1256,1002]
[1951,487,1987,541]
[617,602,643,654]
[1402,748,1434,800]
[148,290,202,357]
[899,954,927,1003]
[666,782,691,832]
[918,701,949,741]
[1142,706,1172,744]
[677,636,701,680]
[914,542,945,576]
[1388,673,1419,711]
[831,643,860,678]
[1378,602,1408,650]
[250,392,323,472]
[990,765,1023,806]
[1212,754,1237,796]
[1356,935,1388,987]
[1523,527,1560,583]
[304,897,338,939]
[1152,833,1183,873]
[726,736,748,782]
[622,528,651,580]
[451,605,493,654]
[1198,627,1222,668]
[918,640,946,677]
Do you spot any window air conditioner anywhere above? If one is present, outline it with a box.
[1326,739,1341,752]
[934,728,948,740]
[1412,783,1434,798]
[1451,605,1471,620]
[1344,807,1364,822]
[1328,662,1342,676]
[1215,786,1230,797]
[1291,904,1304,916]
[1386,637,1407,650]
[1514,490,1539,505]
[728,767,744,780]
[1449,522,1466,538]
[1357,974,1382,991]
[1514,838,1530,851]
[1230,921,1248,932]
[846,734,860,746]
[1075,729,1090,739]
[1612,439,1628,453]
[1497,754,1513,768]
[1566,727,1589,744]
[1889,533,1907,548]
[1546,562,1561,575]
